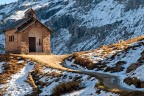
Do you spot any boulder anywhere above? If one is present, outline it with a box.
[104,66,112,72]
[132,77,141,88]
[112,65,124,72]
[104,65,124,73]
[124,77,143,88]
[138,54,144,63]
[126,63,143,73]
[141,82,144,88]
[115,61,127,66]
[124,77,133,85]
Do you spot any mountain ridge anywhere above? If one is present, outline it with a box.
[0,0,144,54]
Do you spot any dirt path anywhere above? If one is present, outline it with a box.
[19,54,72,71]
[18,54,131,91]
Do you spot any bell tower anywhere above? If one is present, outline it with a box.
[25,8,36,19]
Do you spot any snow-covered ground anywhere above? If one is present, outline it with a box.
[130,64,144,81]
[0,58,119,96]
[62,90,119,96]
[8,10,26,20]
[0,34,5,44]
[0,34,5,54]
[64,40,144,91]
[0,15,3,20]
[0,3,16,14]
[0,62,5,73]
[80,0,124,28]
[0,61,35,96]
[39,67,119,96]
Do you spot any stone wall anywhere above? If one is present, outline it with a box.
[41,23,51,54]
[20,30,29,54]
[5,29,19,53]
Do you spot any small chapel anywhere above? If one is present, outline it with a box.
[5,9,51,54]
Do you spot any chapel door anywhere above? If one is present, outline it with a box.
[29,37,36,52]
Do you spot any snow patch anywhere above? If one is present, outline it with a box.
[130,64,144,82]
[80,0,124,28]
[8,10,25,20]
[0,15,3,20]
[0,62,5,73]
[0,62,35,96]
[39,67,118,96]
[17,60,25,64]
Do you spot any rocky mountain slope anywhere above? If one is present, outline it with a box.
[0,0,144,54]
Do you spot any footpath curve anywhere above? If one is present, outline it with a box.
[62,62,132,91]
[18,54,132,92]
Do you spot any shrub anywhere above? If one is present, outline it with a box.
[86,63,96,70]
[52,81,82,95]
[124,77,144,88]
[122,91,144,96]
[73,52,87,58]
[48,71,62,77]
[0,54,10,62]
[27,73,37,90]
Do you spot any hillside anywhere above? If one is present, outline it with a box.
[0,36,144,96]
[0,0,144,54]
[0,54,119,96]
[64,36,144,92]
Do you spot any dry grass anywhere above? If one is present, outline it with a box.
[74,53,99,69]
[92,36,143,55]
[73,52,88,58]
[47,71,62,77]
[72,36,144,70]
[95,81,127,95]
[110,88,122,93]
[121,91,144,96]
[52,80,82,96]
[0,86,7,96]
[0,55,25,84]
[18,54,72,71]
[27,64,48,95]
[75,56,92,65]
[26,63,64,95]
[124,35,144,44]
[27,73,38,93]
[109,90,144,96]
[95,80,144,96]
[0,55,26,95]
[96,82,109,91]
[0,54,10,62]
